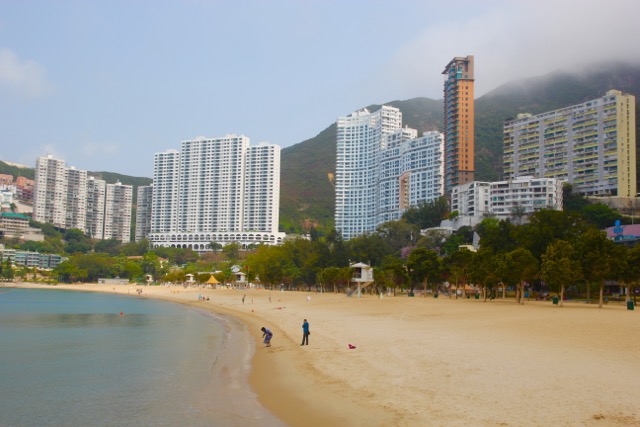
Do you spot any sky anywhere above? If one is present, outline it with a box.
[1,0,639,177]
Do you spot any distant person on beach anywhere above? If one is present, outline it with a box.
[242,295,245,304]
[261,327,273,347]
[301,319,310,346]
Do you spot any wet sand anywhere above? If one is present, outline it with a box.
[10,283,640,426]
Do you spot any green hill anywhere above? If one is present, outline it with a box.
[0,161,34,180]
[280,62,640,233]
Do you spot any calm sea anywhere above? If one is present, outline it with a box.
[0,288,283,427]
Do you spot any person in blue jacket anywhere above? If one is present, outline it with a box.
[261,327,273,347]
[301,319,310,346]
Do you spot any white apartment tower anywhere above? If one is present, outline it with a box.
[135,185,153,242]
[104,181,132,243]
[85,176,106,239]
[244,143,281,233]
[150,150,179,234]
[65,167,87,231]
[34,155,67,228]
[148,135,284,251]
[504,90,636,197]
[335,106,444,240]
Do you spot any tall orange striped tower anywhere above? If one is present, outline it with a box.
[442,55,475,194]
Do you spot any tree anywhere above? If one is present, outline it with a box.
[516,210,588,260]
[94,238,123,256]
[622,244,640,304]
[541,240,582,307]
[402,196,449,229]
[54,260,79,283]
[381,256,409,293]
[475,218,517,255]
[443,248,474,298]
[499,248,539,304]
[576,228,624,308]
[223,243,240,261]
[1,260,14,281]
[580,203,625,230]
[407,248,440,294]
[376,220,419,257]
[468,248,501,301]
[346,233,392,267]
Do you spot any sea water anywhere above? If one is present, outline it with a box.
[0,288,282,427]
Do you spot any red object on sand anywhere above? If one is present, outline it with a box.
[120,312,123,316]
[348,344,356,349]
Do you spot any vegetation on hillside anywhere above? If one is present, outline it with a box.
[0,161,34,180]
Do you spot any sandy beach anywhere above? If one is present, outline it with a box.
[9,283,640,426]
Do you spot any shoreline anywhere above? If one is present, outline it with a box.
[5,282,640,426]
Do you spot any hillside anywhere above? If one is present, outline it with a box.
[0,161,35,180]
[280,62,640,233]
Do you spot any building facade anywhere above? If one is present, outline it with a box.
[503,90,636,197]
[65,167,87,231]
[34,155,67,228]
[451,181,491,217]
[489,176,563,219]
[85,177,106,239]
[148,135,284,251]
[33,155,134,242]
[103,181,133,243]
[442,55,475,194]
[335,106,444,240]
[135,185,153,242]
[448,177,563,228]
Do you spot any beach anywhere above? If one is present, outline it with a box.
[9,283,640,426]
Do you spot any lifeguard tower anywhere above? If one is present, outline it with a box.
[350,262,374,298]
[185,274,196,286]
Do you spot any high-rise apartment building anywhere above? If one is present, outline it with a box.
[335,106,444,240]
[104,181,132,243]
[442,55,475,194]
[148,135,284,251]
[135,185,153,242]
[65,167,87,231]
[34,155,67,228]
[244,143,281,233]
[503,90,636,197]
[150,150,179,235]
[33,155,133,242]
[86,177,106,239]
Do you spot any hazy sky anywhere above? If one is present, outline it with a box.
[1,0,639,177]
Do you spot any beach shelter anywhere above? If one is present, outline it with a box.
[205,275,220,285]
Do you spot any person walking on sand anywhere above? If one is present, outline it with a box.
[261,327,273,347]
[301,319,310,346]
[242,295,245,304]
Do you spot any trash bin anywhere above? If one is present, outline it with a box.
[434,293,438,299]
[628,300,635,311]
[466,294,470,299]
[552,296,559,305]
[475,294,480,300]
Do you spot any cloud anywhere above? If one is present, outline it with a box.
[375,0,640,99]
[80,141,120,157]
[0,48,53,98]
